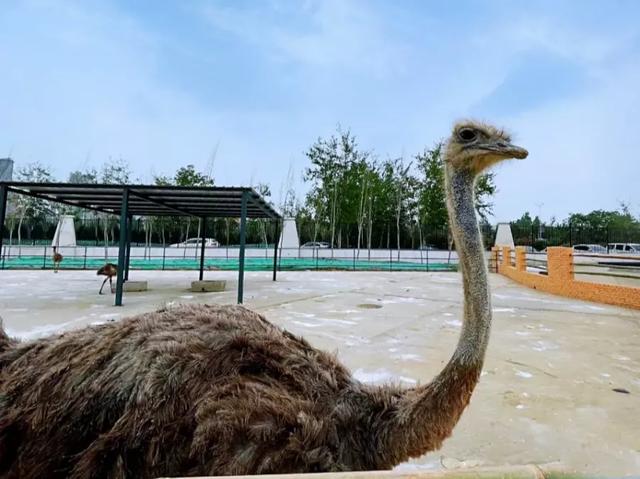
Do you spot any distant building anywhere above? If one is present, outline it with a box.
[494,222,515,248]
[278,218,300,257]
[1,158,16,217]
[0,158,13,181]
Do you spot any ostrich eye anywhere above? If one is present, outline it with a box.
[458,128,477,142]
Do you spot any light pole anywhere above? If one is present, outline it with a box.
[535,202,544,240]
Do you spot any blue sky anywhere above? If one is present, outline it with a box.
[1,0,639,221]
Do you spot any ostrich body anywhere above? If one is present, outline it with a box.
[97,263,118,295]
[52,246,63,273]
[0,121,527,478]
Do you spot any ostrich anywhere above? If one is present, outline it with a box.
[0,121,527,478]
[97,262,117,294]
[52,246,63,273]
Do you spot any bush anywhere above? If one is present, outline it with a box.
[532,239,547,252]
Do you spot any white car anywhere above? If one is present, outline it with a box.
[170,238,220,248]
[607,243,640,254]
[573,244,607,254]
[300,242,330,249]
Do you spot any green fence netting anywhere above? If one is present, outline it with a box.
[1,255,456,272]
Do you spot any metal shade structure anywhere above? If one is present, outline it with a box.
[0,182,282,306]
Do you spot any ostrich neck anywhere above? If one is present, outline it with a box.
[378,162,492,466]
[443,164,492,366]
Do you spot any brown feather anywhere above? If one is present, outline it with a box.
[0,304,406,477]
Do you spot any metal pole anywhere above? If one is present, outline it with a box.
[272,218,280,281]
[124,214,132,281]
[0,185,7,262]
[237,192,248,304]
[115,188,129,306]
[426,244,429,272]
[530,225,534,248]
[199,217,207,281]
[569,221,572,247]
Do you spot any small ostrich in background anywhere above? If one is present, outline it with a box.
[52,246,63,273]
[0,121,528,478]
[97,263,117,294]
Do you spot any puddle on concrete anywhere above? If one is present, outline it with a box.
[357,303,382,309]
[612,387,630,394]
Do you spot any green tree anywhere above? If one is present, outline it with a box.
[566,205,640,245]
[567,208,638,230]
[415,144,447,229]
[150,174,175,246]
[152,174,173,186]
[167,165,214,254]
[95,158,133,257]
[384,157,413,257]
[510,212,538,245]
[304,128,371,247]
[101,158,132,184]
[415,143,497,227]
[254,183,272,246]
[512,212,534,229]
[280,165,300,219]
[68,168,98,184]
[300,131,500,250]
[474,173,497,222]
[12,162,55,253]
[68,167,100,241]
[174,165,213,187]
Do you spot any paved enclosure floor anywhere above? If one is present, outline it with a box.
[1,270,639,475]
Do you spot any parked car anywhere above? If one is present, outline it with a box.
[573,244,607,254]
[300,242,330,249]
[169,238,220,248]
[607,243,640,254]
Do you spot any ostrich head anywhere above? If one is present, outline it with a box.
[444,120,528,174]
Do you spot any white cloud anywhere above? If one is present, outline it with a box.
[496,60,640,220]
[476,14,640,219]
[0,0,297,201]
[201,0,408,75]
[1,0,638,220]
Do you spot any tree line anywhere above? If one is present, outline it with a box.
[3,160,278,257]
[510,205,640,250]
[3,127,639,253]
[294,129,495,252]
[2,127,498,253]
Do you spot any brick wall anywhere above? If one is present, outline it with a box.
[492,246,640,310]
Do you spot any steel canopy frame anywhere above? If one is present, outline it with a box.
[0,182,282,307]
[0,183,278,218]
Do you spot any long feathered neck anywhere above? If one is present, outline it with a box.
[442,163,492,366]
[376,158,492,466]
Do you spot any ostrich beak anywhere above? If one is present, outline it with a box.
[478,141,528,160]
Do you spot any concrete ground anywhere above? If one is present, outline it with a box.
[1,269,639,476]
